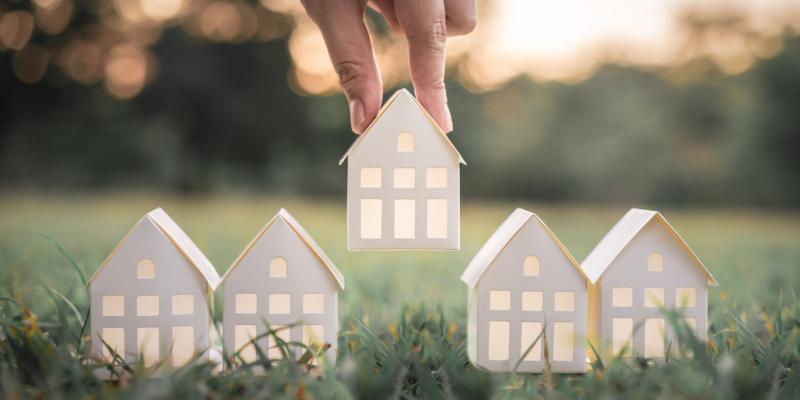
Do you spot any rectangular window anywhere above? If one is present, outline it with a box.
[489,290,511,311]
[269,294,291,315]
[554,292,575,311]
[101,327,125,361]
[394,199,416,239]
[102,295,125,316]
[234,324,257,363]
[488,321,510,361]
[136,295,159,316]
[172,294,195,316]
[426,168,448,188]
[137,327,160,367]
[612,318,633,355]
[171,326,194,367]
[644,288,665,308]
[360,199,382,239]
[426,199,448,239]
[521,291,543,311]
[137,259,155,279]
[612,287,633,307]
[303,293,325,314]
[360,168,382,188]
[235,293,257,314]
[270,258,287,278]
[676,288,696,307]
[520,322,543,361]
[393,168,415,188]
[523,256,540,276]
[683,318,697,333]
[268,325,291,359]
[644,318,666,358]
[553,322,574,361]
[303,324,325,347]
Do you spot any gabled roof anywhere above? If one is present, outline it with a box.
[221,209,345,289]
[338,88,465,165]
[580,208,718,286]
[89,208,221,290]
[461,208,589,288]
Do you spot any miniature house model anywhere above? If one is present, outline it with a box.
[581,208,717,359]
[221,209,344,365]
[89,208,220,371]
[339,89,465,250]
[461,208,589,373]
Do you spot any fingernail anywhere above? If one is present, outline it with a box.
[442,104,453,133]
[350,99,365,134]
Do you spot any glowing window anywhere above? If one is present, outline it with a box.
[554,292,575,311]
[171,294,195,315]
[426,168,447,188]
[234,325,257,363]
[489,290,511,311]
[523,256,540,276]
[553,322,574,361]
[397,132,414,152]
[102,295,125,316]
[137,327,160,367]
[676,288,696,307]
[101,328,125,361]
[360,168,382,188]
[488,321,510,361]
[303,293,325,314]
[393,168,415,188]
[269,294,290,315]
[303,324,325,347]
[360,199,382,239]
[171,326,194,367]
[235,293,257,314]
[268,325,290,359]
[394,199,415,239]
[648,252,663,271]
[521,291,543,311]
[520,322,542,361]
[644,288,664,308]
[137,259,155,279]
[270,257,287,278]
[136,295,159,316]
[612,318,633,355]
[427,199,447,239]
[644,318,666,358]
[612,288,633,308]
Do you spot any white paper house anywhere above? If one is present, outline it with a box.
[461,208,589,373]
[339,89,465,250]
[89,208,220,372]
[221,209,344,365]
[581,208,717,360]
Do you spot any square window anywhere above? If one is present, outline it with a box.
[101,327,125,361]
[303,324,325,347]
[172,294,195,316]
[137,259,155,279]
[360,199,382,239]
[303,293,325,314]
[612,288,633,308]
[268,325,290,359]
[520,322,542,361]
[426,168,448,188]
[171,326,194,367]
[521,291,543,311]
[489,290,511,311]
[553,322,574,361]
[645,318,666,358]
[488,321,510,361]
[270,257,287,278]
[393,168,415,188]
[523,256,540,276]
[234,324,257,363]
[612,318,633,355]
[644,288,665,308]
[102,295,125,316]
[426,199,448,239]
[676,288,696,307]
[269,294,290,315]
[360,168,382,188]
[136,295,159,316]
[394,199,415,239]
[235,293,257,314]
[137,327,160,367]
[554,292,575,312]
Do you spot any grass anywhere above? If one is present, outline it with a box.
[0,193,798,398]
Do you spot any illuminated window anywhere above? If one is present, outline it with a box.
[269,294,290,315]
[612,288,633,307]
[489,290,511,311]
[427,199,447,238]
[270,257,287,278]
[101,328,124,361]
[553,322,574,361]
[360,168,382,188]
[612,318,633,355]
[102,295,124,316]
[137,327,160,367]
[426,168,447,188]
[554,292,575,311]
[397,132,414,152]
[360,199,382,239]
[268,325,290,359]
[235,293,257,314]
[394,199,415,239]
[393,168,415,188]
[648,252,663,271]
[520,322,542,361]
[136,295,159,316]
[303,293,325,314]
[644,318,666,358]
[488,321,510,361]
[171,326,194,367]
[523,256,540,276]
[234,325,257,363]
[521,291,543,311]
[137,259,155,279]
[644,288,664,308]
[676,288,696,307]
[171,294,195,315]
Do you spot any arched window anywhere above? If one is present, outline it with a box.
[647,252,663,272]
[137,258,155,279]
[523,256,540,276]
[397,132,415,152]
[270,257,287,278]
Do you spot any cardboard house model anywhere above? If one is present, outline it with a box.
[89,208,220,372]
[461,208,589,373]
[581,208,717,359]
[221,209,344,365]
[339,89,465,250]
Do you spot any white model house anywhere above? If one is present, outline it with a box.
[339,88,465,251]
[89,208,220,373]
[461,208,589,373]
[221,209,344,366]
[581,208,717,360]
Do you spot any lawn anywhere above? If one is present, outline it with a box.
[0,193,798,398]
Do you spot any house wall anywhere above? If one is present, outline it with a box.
[476,219,587,373]
[597,220,708,358]
[347,93,460,250]
[222,217,339,364]
[90,218,212,368]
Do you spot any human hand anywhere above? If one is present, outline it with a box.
[300,0,477,134]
